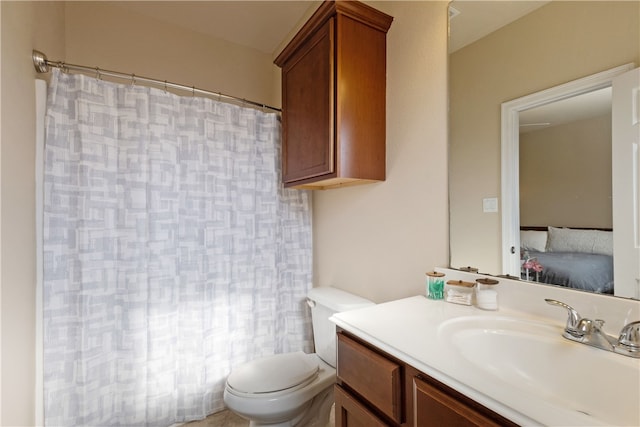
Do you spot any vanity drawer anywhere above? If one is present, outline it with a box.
[336,332,403,424]
[413,375,519,427]
[334,384,388,427]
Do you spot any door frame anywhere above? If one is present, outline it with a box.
[500,63,635,277]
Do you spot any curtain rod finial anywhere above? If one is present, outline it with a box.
[33,50,50,73]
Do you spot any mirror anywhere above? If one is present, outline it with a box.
[449,1,640,299]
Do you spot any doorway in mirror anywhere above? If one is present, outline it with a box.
[501,64,637,298]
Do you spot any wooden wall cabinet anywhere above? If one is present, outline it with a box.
[335,331,519,427]
[274,1,393,190]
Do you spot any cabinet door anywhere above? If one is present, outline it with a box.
[280,18,334,185]
[413,376,510,427]
[337,332,403,424]
[335,385,388,427]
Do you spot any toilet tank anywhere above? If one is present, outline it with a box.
[307,287,375,367]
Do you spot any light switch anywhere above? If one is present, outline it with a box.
[483,197,498,213]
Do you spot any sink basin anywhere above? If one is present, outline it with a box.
[438,316,640,426]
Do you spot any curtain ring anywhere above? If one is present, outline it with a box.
[192,86,196,97]
[131,74,136,86]
[164,80,168,93]
[95,67,101,80]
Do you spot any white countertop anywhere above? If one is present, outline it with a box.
[330,294,638,426]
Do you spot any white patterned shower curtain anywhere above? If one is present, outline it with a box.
[42,69,313,426]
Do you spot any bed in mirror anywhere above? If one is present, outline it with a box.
[448,1,640,299]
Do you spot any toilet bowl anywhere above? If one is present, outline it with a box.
[223,287,374,427]
[223,352,335,427]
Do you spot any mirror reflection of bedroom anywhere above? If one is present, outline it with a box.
[518,88,614,294]
[449,1,639,299]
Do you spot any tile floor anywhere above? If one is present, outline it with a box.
[183,406,335,427]
[183,409,248,427]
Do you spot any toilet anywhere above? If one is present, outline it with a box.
[223,287,374,427]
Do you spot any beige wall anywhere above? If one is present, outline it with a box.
[313,1,450,303]
[520,114,612,228]
[1,2,66,425]
[449,1,640,274]
[1,1,450,424]
[65,2,280,108]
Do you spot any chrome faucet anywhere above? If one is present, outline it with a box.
[545,299,640,358]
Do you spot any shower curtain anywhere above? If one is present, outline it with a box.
[42,69,313,426]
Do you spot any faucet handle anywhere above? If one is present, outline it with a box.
[576,318,598,335]
[617,321,640,351]
[545,299,582,336]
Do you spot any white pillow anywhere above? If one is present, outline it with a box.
[546,226,613,256]
[520,230,547,252]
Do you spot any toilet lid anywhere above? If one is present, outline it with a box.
[227,352,319,394]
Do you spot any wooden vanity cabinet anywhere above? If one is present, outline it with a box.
[335,330,519,427]
[274,1,393,190]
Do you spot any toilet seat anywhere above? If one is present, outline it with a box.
[226,351,319,395]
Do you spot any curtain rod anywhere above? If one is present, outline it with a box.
[32,50,281,113]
